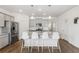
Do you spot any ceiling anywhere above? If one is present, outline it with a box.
[0,5,76,17]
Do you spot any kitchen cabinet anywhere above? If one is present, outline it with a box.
[0,34,8,49]
[29,17,50,31]
[0,13,4,27]
[4,15,11,21]
[10,16,14,21]
[5,15,14,22]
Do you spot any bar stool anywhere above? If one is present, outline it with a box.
[52,32,60,52]
[31,32,39,52]
[41,32,50,53]
[21,32,30,52]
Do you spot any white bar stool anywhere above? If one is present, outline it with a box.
[41,32,50,53]
[21,32,30,52]
[31,32,39,52]
[52,32,60,52]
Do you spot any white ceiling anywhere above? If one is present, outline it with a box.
[0,5,76,17]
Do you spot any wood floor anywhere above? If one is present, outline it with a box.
[59,39,79,53]
[0,39,60,53]
[22,46,60,53]
[1,39,79,53]
[0,39,23,53]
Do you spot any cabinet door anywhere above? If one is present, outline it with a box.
[0,13,4,27]
[0,35,8,48]
[5,15,10,21]
[10,16,14,21]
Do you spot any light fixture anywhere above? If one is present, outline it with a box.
[19,9,23,13]
[30,16,34,19]
[74,17,79,24]
[48,16,52,19]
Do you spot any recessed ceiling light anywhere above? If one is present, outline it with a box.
[30,16,34,19]
[19,9,23,12]
[48,16,52,19]
[38,8,42,11]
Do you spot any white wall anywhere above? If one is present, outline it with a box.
[56,6,79,47]
[12,13,29,39]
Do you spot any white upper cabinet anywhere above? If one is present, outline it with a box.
[0,12,14,27]
[4,15,10,21]
[10,16,14,21]
[0,13,4,27]
[5,15,14,22]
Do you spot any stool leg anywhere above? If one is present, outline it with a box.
[52,47,53,53]
[42,46,43,53]
[28,46,29,53]
[38,46,39,53]
[31,46,32,53]
[48,46,50,53]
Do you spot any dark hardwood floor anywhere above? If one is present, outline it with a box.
[1,39,79,53]
[0,39,23,53]
[0,39,60,53]
[59,39,79,53]
[22,46,60,53]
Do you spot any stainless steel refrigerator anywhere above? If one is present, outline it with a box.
[2,21,19,45]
